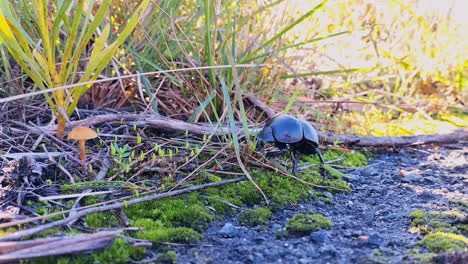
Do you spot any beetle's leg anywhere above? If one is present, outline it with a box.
[291,150,299,176]
[265,149,287,158]
[265,143,288,158]
[315,147,327,180]
[315,147,325,164]
[256,140,265,151]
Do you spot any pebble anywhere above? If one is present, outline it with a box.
[319,245,337,255]
[219,222,239,238]
[424,176,437,183]
[310,230,331,244]
[401,173,419,183]
[368,234,386,247]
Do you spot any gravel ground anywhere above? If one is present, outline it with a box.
[175,145,467,264]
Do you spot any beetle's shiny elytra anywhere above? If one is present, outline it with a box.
[257,114,325,175]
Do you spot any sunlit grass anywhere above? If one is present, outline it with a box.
[337,109,467,136]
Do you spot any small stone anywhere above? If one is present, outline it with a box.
[351,230,363,237]
[368,234,385,246]
[424,176,437,183]
[271,223,282,232]
[219,222,239,238]
[401,173,419,183]
[319,245,337,255]
[322,191,333,200]
[358,235,369,240]
[310,230,331,244]
[346,173,360,182]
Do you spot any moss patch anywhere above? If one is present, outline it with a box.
[124,192,213,232]
[285,210,333,237]
[417,232,468,253]
[409,209,466,234]
[156,250,177,264]
[30,237,145,264]
[239,208,272,227]
[132,219,202,243]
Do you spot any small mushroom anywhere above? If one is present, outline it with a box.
[67,126,98,164]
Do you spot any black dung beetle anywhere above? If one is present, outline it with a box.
[256,114,325,175]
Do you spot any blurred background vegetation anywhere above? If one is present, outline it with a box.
[0,0,467,136]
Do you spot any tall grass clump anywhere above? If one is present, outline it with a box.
[0,0,150,139]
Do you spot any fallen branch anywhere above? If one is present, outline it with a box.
[27,113,468,147]
[0,231,120,263]
[0,177,247,242]
[319,129,468,147]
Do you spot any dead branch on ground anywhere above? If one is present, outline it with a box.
[0,231,121,263]
[20,113,468,148]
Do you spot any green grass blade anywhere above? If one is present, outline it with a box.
[242,0,329,63]
[245,27,369,63]
[280,67,381,79]
[204,0,216,88]
[220,77,269,203]
[187,94,216,122]
[135,57,158,114]
[131,49,181,86]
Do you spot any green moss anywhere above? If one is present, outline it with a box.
[239,208,272,227]
[405,249,436,263]
[92,238,131,263]
[417,232,468,253]
[449,199,468,211]
[317,196,332,205]
[410,210,427,226]
[30,237,144,264]
[410,209,466,234]
[132,219,202,243]
[0,227,16,237]
[85,212,119,228]
[35,201,66,221]
[322,150,369,168]
[285,210,333,236]
[156,250,177,264]
[125,193,213,232]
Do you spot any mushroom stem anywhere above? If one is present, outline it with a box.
[78,139,87,163]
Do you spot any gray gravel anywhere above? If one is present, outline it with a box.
[175,145,467,264]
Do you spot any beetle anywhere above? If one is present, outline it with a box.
[256,114,325,175]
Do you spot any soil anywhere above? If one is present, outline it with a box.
[175,145,467,264]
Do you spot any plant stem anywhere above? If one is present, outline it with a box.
[78,139,86,163]
[57,116,65,140]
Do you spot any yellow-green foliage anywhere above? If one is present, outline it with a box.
[30,238,145,264]
[85,212,119,228]
[82,193,210,246]
[239,208,272,227]
[410,209,466,234]
[286,210,333,236]
[131,219,202,243]
[321,150,369,168]
[449,200,468,211]
[35,201,68,221]
[206,169,348,212]
[156,250,177,264]
[418,232,468,253]
[124,193,214,232]
[0,227,16,238]
[405,248,436,263]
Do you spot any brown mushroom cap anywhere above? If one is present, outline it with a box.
[67,126,98,140]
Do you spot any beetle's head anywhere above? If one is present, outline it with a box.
[255,139,265,150]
